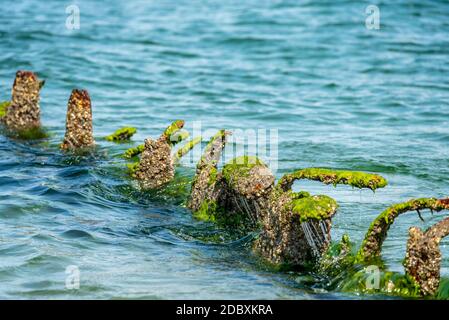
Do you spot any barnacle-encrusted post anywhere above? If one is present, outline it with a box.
[404,198,449,296]
[357,198,449,264]
[133,120,185,189]
[188,130,229,218]
[60,89,95,150]
[3,70,45,134]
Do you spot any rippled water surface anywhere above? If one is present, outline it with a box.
[0,0,448,299]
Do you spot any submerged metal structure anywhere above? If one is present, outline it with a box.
[61,89,95,150]
[188,130,387,269]
[1,70,448,298]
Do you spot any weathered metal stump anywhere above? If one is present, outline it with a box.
[61,89,95,150]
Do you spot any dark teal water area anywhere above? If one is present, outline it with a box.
[0,0,448,299]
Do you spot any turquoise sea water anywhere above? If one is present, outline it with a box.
[0,0,448,299]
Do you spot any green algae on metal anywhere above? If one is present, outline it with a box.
[14,126,49,140]
[291,191,311,199]
[144,172,193,205]
[291,195,338,222]
[207,166,218,186]
[222,155,265,186]
[193,200,218,222]
[436,278,449,300]
[0,101,11,118]
[193,198,253,233]
[123,144,144,159]
[278,168,388,192]
[126,162,139,177]
[105,127,137,142]
[319,234,357,277]
[162,120,185,145]
[317,235,422,298]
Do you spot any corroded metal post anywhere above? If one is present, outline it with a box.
[60,89,95,150]
[3,70,44,133]
[133,120,185,189]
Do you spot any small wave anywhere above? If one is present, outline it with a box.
[158,50,200,59]
[61,229,95,239]
[218,36,273,46]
